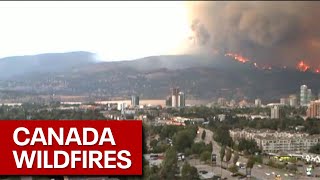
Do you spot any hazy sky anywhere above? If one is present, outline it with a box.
[0,1,191,61]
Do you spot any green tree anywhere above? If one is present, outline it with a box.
[246,156,255,179]
[246,156,255,169]
[181,162,200,180]
[220,146,226,162]
[191,141,212,155]
[200,151,211,162]
[309,143,320,154]
[225,148,232,168]
[233,151,239,165]
[201,130,206,140]
[173,128,196,152]
[213,127,233,147]
[228,165,238,174]
[145,166,161,180]
[160,147,178,179]
[220,146,226,177]
[237,138,260,155]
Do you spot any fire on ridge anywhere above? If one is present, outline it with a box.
[225,52,319,74]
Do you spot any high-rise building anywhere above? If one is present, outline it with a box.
[167,87,185,108]
[172,95,177,108]
[300,85,308,106]
[280,98,288,106]
[307,89,312,103]
[165,96,172,107]
[255,99,262,107]
[117,102,127,114]
[170,87,180,108]
[289,95,298,107]
[307,100,320,119]
[178,92,185,107]
[131,95,139,107]
[271,105,280,119]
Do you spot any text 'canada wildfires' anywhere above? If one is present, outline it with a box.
[12,127,132,169]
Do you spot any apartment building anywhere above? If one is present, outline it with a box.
[230,128,320,153]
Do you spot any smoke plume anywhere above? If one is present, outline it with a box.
[185,1,320,68]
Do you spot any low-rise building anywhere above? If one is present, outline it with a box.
[306,100,320,119]
[217,114,226,122]
[230,128,320,153]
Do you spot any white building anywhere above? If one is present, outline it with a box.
[289,95,298,107]
[255,99,262,107]
[300,85,308,106]
[307,89,313,103]
[230,129,320,153]
[280,98,289,106]
[60,102,82,105]
[218,114,226,122]
[117,102,127,112]
[171,95,177,108]
[178,92,185,107]
[271,105,280,119]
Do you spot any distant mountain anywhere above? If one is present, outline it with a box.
[66,62,320,102]
[76,54,258,74]
[0,51,97,79]
[0,52,319,102]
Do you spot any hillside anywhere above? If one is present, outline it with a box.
[0,52,319,102]
[0,51,96,79]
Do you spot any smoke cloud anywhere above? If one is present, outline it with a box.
[185,1,320,68]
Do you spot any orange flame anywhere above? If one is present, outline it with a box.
[296,60,310,72]
[225,53,249,63]
[223,52,319,74]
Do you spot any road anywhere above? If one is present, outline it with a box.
[195,127,318,180]
[188,158,235,179]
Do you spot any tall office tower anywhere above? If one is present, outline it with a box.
[307,89,312,104]
[171,95,177,108]
[300,85,308,106]
[171,87,180,108]
[178,92,185,107]
[166,96,172,107]
[131,95,139,107]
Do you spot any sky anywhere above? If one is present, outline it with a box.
[0,1,191,61]
[2,1,319,69]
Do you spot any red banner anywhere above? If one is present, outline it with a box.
[0,120,142,175]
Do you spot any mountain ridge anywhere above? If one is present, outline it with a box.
[0,51,318,102]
